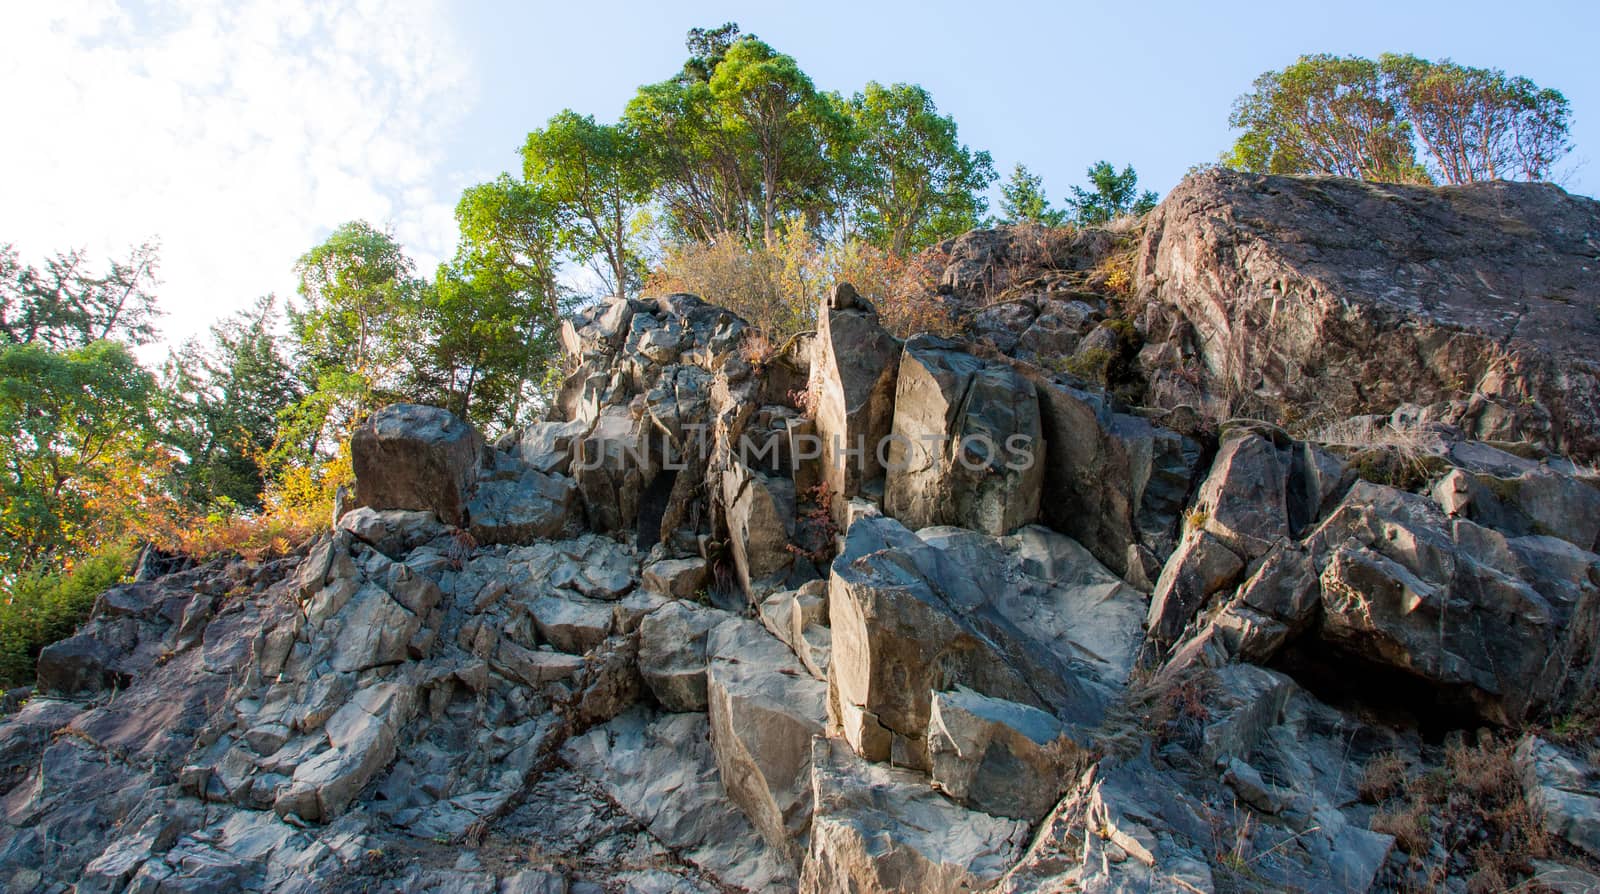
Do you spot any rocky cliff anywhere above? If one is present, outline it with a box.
[3,171,1600,893]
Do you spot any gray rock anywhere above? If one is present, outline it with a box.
[351,403,485,525]
[1145,528,1245,643]
[884,335,1044,536]
[720,458,794,596]
[1194,430,1290,559]
[530,595,614,655]
[1137,169,1600,462]
[637,601,728,712]
[640,557,707,600]
[336,507,447,558]
[467,470,577,545]
[1517,735,1600,858]
[705,618,828,862]
[800,737,1028,894]
[927,686,1085,821]
[811,296,901,526]
[512,419,591,475]
[562,709,795,891]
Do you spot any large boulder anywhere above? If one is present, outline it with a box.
[637,601,730,712]
[810,285,901,525]
[884,335,1044,536]
[1029,373,1200,580]
[926,686,1085,821]
[1305,481,1600,724]
[800,737,1028,894]
[705,618,828,863]
[350,404,484,526]
[466,469,577,545]
[571,404,655,536]
[827,516,1142,766]
[1137,168,1600,461]
[720,458,795,596]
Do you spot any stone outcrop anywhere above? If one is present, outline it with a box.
[1136,168,1600,461]
[10,169,1600,893]
[810,284,901,524]
[350,403,485,525]
[884,335,1044,535]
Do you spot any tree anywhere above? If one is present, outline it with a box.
[708,38,841,244]
[627,76,757,242]
[0,241,161,349]
[1226,54,1424,182]
[0,340,159,571]
[849,82,996,253]
[998,163,1066,226]
[1380,54,1571,183]
[523,112,653,297]
[163,297,301,509]
[680,22,746,85]
[1067,162,1159,225]
[283,222,426,459]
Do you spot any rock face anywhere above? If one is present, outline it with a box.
[810,288,901,524]
[10,173,1600,893]
[801,737,1028,894]
[884,335,1044,535]
[1137,168,1600,461]
[350,403,485,525]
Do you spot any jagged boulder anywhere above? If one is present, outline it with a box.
[884,335,1044,536]
[926,686,1085,821]
[721,458,795,595]
[811,284,901,525]
[1137,168,1600,461]
[637,600,730,711]
[1028,371,1200,580]
[350,403,484,526]
[466,468,577,545]
[571,404,654,536]
[800,737,1028,894]
[705,618,828,862]
[827,516,1142,766]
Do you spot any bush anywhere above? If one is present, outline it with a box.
[0,542,133,688]
[647,226,959,341]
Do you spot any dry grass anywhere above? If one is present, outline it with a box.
[1373,798,1433,855]
[1363,735,1553,890]
[1310,416,1442,491]
[1359,751,1411,803]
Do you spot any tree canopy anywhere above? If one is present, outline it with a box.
[1226,53,1571,184]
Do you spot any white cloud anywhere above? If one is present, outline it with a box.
[0,0,474,349]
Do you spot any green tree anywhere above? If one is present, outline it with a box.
[708,37,841,244]
[1226,54,1423,181]
[283,221,426,459]
[1067,162,1159,225]
[0,340,158,571]
[0,241,162,349]
[163,296,301,509]
[523,112,653,297]
[998,163,1066,226]
[849,82,996,253]
[1380,54,1571,183]
[627,75,757,242]
[679,22,745,85]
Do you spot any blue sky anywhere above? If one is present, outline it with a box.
[3,0,1596,347]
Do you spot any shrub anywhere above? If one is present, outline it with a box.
[647,226,959,342]
[0,542,133,688]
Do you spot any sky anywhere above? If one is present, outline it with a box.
[2,0,1597,351]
